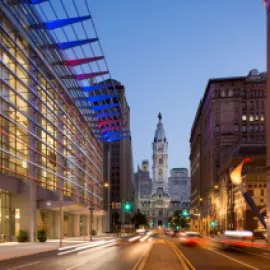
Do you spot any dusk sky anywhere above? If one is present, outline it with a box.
[88,1,266,173]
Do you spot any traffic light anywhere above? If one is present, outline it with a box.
[210,220,216,227]
[124,201,131,211]
[182,210,189,217]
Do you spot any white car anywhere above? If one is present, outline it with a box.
[217,230,253,250]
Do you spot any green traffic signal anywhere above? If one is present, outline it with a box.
[210,221,216,227]
[124,201,131,211]
[182,210,189,217]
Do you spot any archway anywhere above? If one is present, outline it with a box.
[158,220,163,227]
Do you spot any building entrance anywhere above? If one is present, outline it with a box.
[0,190,17,241]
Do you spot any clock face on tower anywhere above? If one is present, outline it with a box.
[158,148,162,153]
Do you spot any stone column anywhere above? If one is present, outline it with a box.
[266,0,270,241]
[85,214,90,236]
[74,215,80,237]
[25,52,38,242]
[56,91,65,241]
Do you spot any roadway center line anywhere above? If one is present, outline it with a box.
[169,240,196,270]
[6,261,41,270]
[207,248,260,270]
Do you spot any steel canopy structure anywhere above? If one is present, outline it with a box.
[7,0,130,142]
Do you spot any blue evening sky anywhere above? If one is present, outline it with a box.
[88,1,266,173]
[40,1,266,174]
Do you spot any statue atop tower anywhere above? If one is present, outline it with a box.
[152,113,168,190]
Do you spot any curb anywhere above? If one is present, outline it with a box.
[0,249,58,263]
[0,239,118,262]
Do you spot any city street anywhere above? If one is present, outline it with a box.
[1,232,270,269]
[0,238,152,270]
[170,237,270,270]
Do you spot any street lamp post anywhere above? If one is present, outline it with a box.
[89,207,94,242]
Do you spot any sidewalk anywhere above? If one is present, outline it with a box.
[0,236,116,261]
[142,239,186,270]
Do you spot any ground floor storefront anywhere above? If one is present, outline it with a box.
[0,189,107,242]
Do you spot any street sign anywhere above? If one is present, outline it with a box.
[115,202,121,209]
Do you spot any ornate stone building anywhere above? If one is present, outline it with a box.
[135,113,190,227]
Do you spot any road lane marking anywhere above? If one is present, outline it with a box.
[77,242,117,255]
[66,261,86,270]
[231,247,270,260]
[207,248,260,270]
[168,242,190,270]
[168,240,196,270]
[131,241,154,270]
[137,241,154,270]
[7,261,41,270]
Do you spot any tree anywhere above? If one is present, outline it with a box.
[168,210,187,229]
[131,210,149,229]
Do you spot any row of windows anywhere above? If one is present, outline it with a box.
[242,135,265,142]
[215,124,264,133]
[215,89,264,98]
[242,113,264,121]
[242,101,264,110]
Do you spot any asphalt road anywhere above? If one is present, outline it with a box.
[170,237,270,270]
[0,238,153,270]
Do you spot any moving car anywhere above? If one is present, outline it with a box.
[217,230,253,250]
[171,230,180,237]
[179,232,202,246]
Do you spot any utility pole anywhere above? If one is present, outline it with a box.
[265,0,270,242]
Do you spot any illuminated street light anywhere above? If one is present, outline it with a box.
[104,182,109,187]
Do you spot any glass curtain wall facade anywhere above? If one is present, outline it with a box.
[0,4,103,241]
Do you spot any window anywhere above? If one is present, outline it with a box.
[249,114,254,122]
[242,114,247,121]
[254,125,258,132]
[242,125,246,132]
[255,114,259,121]
[256,101,259,109]
[261,113,265,121]
[261,189,264,196]
[260,125,264,132]
[250,101,253,110]
[242,102,246,110]
[215,124,220,133]
[159,159,163,165]
[234,124,239,132]
[248,125,253,132]
[248,190,254,196]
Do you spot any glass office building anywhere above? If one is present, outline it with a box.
[0,1,107,241]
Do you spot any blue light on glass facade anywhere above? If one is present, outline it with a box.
[30,16,91,30]
[92,104,119,111]
[58,38,98,50]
